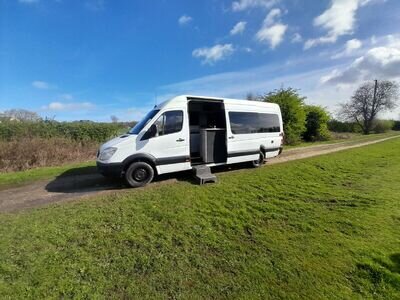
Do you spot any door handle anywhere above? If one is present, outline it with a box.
[176,138,185,142]
[228,136,234,139]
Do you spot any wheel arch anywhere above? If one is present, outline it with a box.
[122,153,158,175]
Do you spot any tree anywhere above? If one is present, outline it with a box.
[372,119,394,133]
[339,80,399,134]
[260,87,306,145]
[303,105,331,141]
[3,109,42,122]
[246,92,257,101]
[110,115,119,123]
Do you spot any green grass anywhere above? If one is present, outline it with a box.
[285,131,400,149]
[1,139,400,299]
[0,161,95,190]
[1,131,398,190]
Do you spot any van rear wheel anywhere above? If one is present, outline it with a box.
[125,162,154,188]
[251,152,265,168]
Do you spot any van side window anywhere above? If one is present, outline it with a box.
[229,112,280,134]
[145,110,183,139]
[163,111,183,135]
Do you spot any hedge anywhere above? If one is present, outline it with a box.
[0,121,130,142]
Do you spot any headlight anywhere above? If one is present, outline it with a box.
[99,147,117,161]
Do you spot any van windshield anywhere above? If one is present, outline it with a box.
[128,109,160,135]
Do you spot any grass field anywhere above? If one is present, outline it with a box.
[0,161,95,190]
[0,138,399,299]
[0,131,398,190]
[284,130,400,149]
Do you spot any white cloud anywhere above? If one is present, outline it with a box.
[322,36,400,84]
[192,44,235,65]
[230,21,247,35]
[323,47,400,84]
[291,33,303,43]
[18,0,39,4]
[232,0,279,11]
[264,8,281,25]
[159,36,400,119]
[304,0,378,49]
[32,81,52,90]
[255,9,287,49]
[345,38,362,52]
[42,102,95,111]
[256,24,287,49]
[159,60,337,109]
[331,38,362,59]
[178,15,193,26]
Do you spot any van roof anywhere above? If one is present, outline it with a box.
[156,95,280,110]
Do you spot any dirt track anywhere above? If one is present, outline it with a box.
[0,135,398,213]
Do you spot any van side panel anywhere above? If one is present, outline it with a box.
[225,102,283,164]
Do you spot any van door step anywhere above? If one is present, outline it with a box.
[192,165,217,185]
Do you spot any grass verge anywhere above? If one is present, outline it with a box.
[0,161,95,190]
[0,139,399,298]
[1,132,399,190]
[285,130,400,149]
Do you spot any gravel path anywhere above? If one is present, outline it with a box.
[0,135,398,213]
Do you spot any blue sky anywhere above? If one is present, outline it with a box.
[1,0,400,121]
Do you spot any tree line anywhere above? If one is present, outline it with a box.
[248,80,399,145]
[1,80,398,145]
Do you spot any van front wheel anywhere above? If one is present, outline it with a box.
[251,152,265,168]
[125,162,154,188]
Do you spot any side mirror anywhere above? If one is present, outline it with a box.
[142,124,157,140]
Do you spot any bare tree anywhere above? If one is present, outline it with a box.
[110,115,119,123]
[3,109,42,122]
[246,92,257,101]
[339,80,399,134]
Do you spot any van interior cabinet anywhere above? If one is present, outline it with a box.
[188,100,227,165]
[200,128,226,163]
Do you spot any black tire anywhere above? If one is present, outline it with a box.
[251,152,265,168]
[124,162,154,188]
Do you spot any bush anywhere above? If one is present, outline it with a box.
[0,121,128,142]
[0,138,98,172]
[328,120,360,133]
[392,120,400,131]
[260,88,306,145]
[373,119,394,133]
[303,105,331,142]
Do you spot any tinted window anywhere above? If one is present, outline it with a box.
[154,110,183,137]
[229,112,280,134]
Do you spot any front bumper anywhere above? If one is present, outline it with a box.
[96,161,123,177]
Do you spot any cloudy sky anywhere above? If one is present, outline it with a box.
[1,0,400,121]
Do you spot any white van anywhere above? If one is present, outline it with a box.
[97,95,284,187]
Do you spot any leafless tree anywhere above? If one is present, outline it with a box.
[339,80,399,134]
[3,109,42,122]
[110,115,119,123]
[246,92,257,101]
